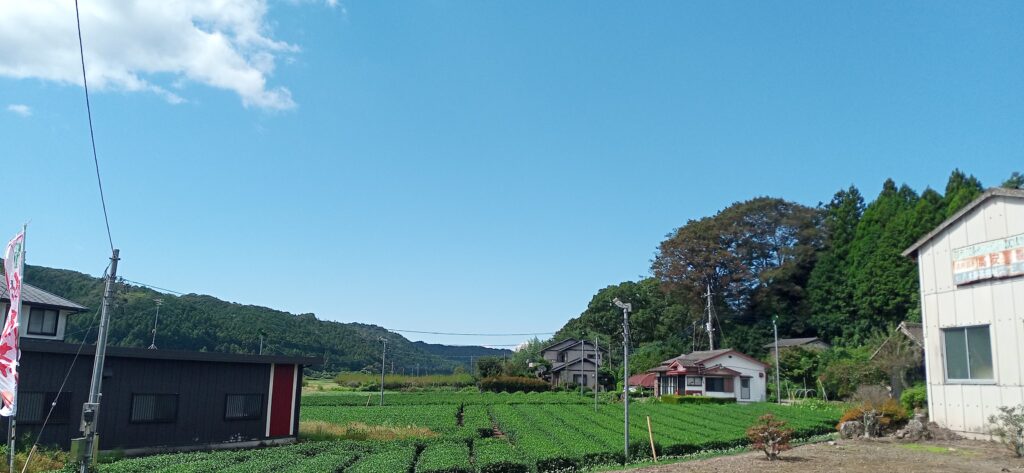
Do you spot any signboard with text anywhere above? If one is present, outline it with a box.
[952,233,1024,285]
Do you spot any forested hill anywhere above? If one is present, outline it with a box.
[22,265,510,374]
[412,341,513,360]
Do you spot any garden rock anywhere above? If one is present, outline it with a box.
[839,420,864,439]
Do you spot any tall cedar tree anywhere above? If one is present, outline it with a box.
[847,180,920,344]
[806,186,864,342]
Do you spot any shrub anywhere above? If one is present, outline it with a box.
[988,404,1024,457]
[657,395,735,405]
[837,398,907,435]
[478,376,550,393]
[746,414,792,461]
[900,384,927,411]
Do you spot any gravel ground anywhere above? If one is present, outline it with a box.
[629,438,1024,473]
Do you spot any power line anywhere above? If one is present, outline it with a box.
[388,329,555,337]
[74,0,114,252]
[121,279,187,296]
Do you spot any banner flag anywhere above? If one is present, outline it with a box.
[1,231,25,417]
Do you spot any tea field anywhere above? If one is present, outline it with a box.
[81,392,841,472]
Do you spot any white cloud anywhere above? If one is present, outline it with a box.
[0,1,299,110]
[6,104,31,117]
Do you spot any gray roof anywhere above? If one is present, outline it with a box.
[903,188,1024,257]
[22,339,318,365]
[0,283,88,311]
[664,348,732,366]
[899,322,924,348]
[540,338,578,354]
[763,337,827,349]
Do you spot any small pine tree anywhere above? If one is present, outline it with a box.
[747,414,793,461]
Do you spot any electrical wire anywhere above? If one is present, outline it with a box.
[74,0,114,252]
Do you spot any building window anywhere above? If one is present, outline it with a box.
[705,377,726,392]
[225,394,263,420]
[17,392,71,424]
[943,325,994,381]
[131,394,178,423]
[572,374,588,386]
[686,376,703,386]
[27,308,58,336]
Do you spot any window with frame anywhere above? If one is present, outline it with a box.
[572,374,588,386]
[943,325,994,381]
[225,394,263,420]
[705,377,726,392]
[686,376,702,386]
[17,392,71,424]
[131,394,178,423]
[27,308,59,336]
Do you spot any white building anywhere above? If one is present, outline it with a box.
[649,348,768,402]
[903,188,1024,437]
[1,283,87,341]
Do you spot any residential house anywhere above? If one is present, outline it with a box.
[540,338,606,389]
[903,188,1024,437]
[763,337,830,357]
[648,349,768,402]
[627,373,656,391]
[2,283,318,454]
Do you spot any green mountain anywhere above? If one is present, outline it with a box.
[22,265,510,374]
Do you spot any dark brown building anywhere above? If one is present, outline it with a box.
[4,283,317,454]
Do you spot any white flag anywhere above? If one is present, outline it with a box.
[1,231,25,417]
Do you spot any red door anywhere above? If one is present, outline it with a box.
[268,364,296,437]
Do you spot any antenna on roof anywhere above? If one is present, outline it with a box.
[148,299,162,349]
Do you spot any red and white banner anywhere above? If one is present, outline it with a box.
[1,231,25,417]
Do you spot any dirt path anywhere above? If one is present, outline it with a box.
[630,438,1024,473]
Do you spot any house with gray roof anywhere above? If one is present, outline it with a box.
[1,282,88,341]
[540,338,607,389]
[647,348,768,402]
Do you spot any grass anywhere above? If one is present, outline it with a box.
[299,420,440,441]
[897,443,975,456]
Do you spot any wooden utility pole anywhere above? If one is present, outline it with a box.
[80,249,120,473]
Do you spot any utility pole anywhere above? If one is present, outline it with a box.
[705,284,715,350]
[579,338,584,396]
[148,298,162,349]
[379,337,387,406]
[613,298,632,462]
[259,333,264,355]
[773,316,781,404]
[594,336,599,411]
[80,249,120,473]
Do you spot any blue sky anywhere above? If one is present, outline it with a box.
[1,1,1020,347]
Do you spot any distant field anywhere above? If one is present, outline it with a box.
[85,392,841,473]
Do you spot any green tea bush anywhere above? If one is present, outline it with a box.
[478,376,550,393]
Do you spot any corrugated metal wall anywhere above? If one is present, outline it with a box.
[917,196,1024,435]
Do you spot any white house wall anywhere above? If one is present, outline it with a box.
[704,352,767,402]
[917,195,1024,436]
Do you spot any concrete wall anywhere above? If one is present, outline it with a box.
[916,195,1024,436]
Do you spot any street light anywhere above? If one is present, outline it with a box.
[613,297,632,462]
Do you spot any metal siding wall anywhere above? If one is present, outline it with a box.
[15,351,274,450]
[922,196,1024,435]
